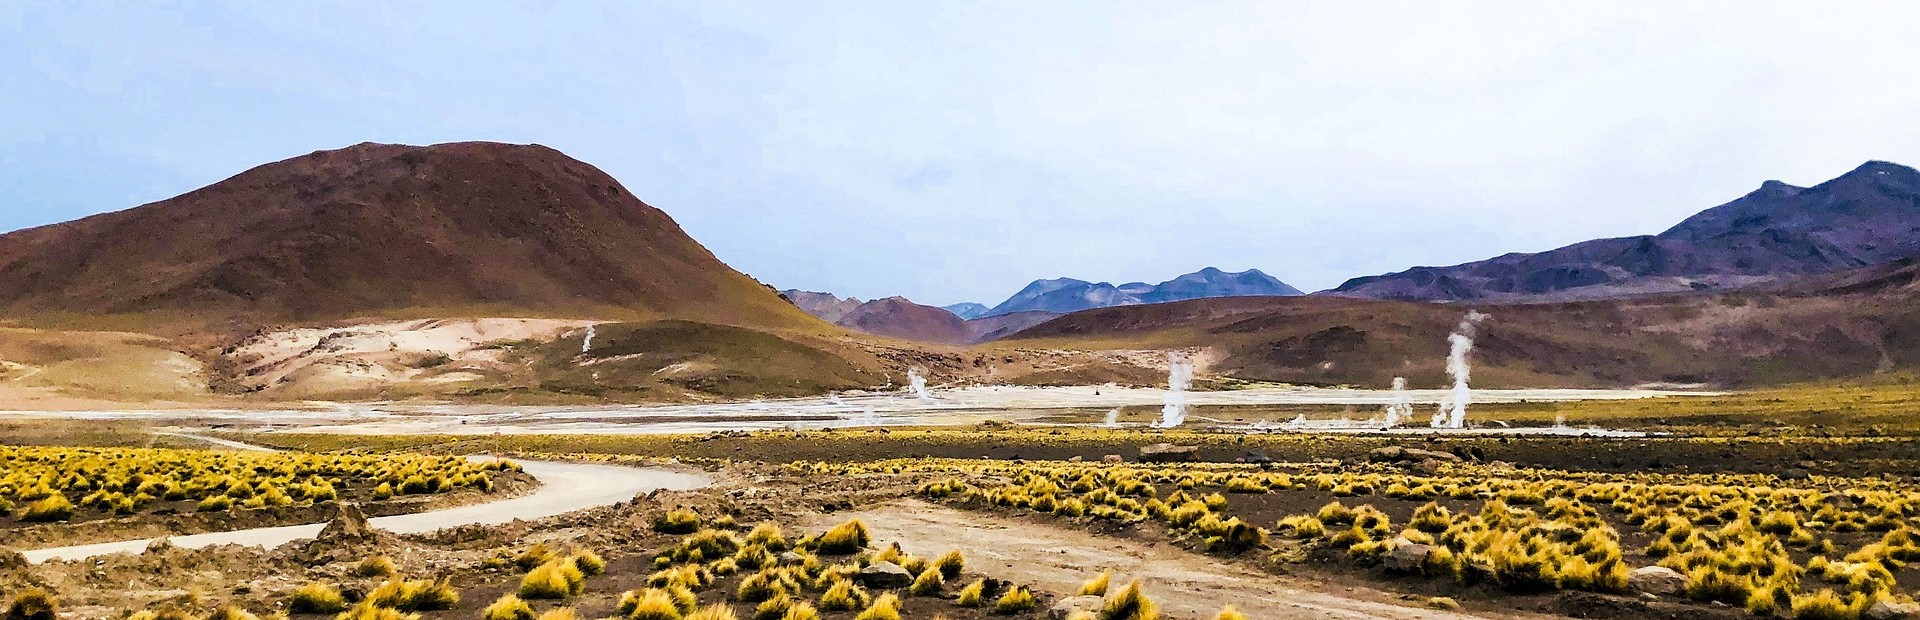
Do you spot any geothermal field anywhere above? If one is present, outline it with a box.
[11,7,1920,620]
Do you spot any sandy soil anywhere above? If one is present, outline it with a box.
[807,500,1552,620]
[231,317,594,393]
[22,458,710,563]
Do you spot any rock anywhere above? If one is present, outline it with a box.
[1866,599,1920,620]
[316,503,377,542]
[0,547,24,570]
[1067,456,1083,463]
[1628,566,1686,596]
[1102,455,1124,464]
[1139,443,1199,463]
[1048,595,1105,620]
[856,561,913,589]
[1383,540,1432,574]
[1780,468,1811,480]
[144,538,175,555]
[1412,459,1443,475]
[777,552,808,566]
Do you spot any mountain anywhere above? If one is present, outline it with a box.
[782,290,863,323]
[833,296,973,344]
[0,141,817,329]
[964,310,1061,343]
[1331,161,1920,301]
[1007,256,1920,388]
[983,268,1301,317]
[943,302,990,320]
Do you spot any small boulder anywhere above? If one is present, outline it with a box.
[1628,566,1686,596]
[1102,455,1124,464]
[856,561,913,589]
[1048,595,1105,620]
[777,551,808,566]
[316,503,377,542]
[1067,456,1084,463]
[1383,541,1432,574]
[1865,599,1920,620]
[1139,443,1199,463]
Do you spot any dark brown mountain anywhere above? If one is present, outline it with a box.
[1331,161,1920,301]
[965,310,1061,343]
[0,141,817,329]
[779,290,863,324]
[1009,256,1920,388]
[832,296,973,345]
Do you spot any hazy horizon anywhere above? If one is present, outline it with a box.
[8,2,1920,306]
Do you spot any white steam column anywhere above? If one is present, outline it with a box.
[1382,377,1413,427]
[580,324,597,355]
[906,368,936,404]
[1154,352,1192,428]
[1431,310,1489,429]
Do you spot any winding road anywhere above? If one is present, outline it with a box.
[22,458,711,564]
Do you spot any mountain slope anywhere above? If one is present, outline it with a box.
[943,302,990,320]
[984,268,1301,316]
[1007,257,1920,388]
[781,290,863,323]
[1331,161,1920,301]
[0,141,816,329]
[833,297,973,344]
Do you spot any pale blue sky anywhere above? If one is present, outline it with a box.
[6,2,1920,306]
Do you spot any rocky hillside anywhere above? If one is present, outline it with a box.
[0,141,818,330]
[1331,161,1920,301]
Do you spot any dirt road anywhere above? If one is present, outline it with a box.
[808,500,1545,620]
[23,459,711,563]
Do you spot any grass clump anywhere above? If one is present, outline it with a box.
[624,590,683,620]
[854,594,902,620]
[520,560,586,599]
[1213,607,1247,620]
[688,605,740,620]
[1100,580,1159,620]
[18,495,74,522]
[1079,571,1112,596]
[818,580,871,612]
[993,588,1037,615]
[777,602,818,620]
[366,578,459,612]
[481,595,536,620]
[933,550,965,579]
[335,602,416,620]
[354,555,398,578]
[289,582,349,614]
[908,567,944,596]
[956,580,988,607]
[654,508,703,534]
[3,588,58,620]
[814,519,871,555]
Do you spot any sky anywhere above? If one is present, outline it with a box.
[6,2,1920,307]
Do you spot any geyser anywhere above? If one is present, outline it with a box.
[1153,352,1192,428]
[906,368,935,404]
[1382,377,1413,428]
[581,324,597,355]
[1103,408,1121,428]
[1431,310,1489,429]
